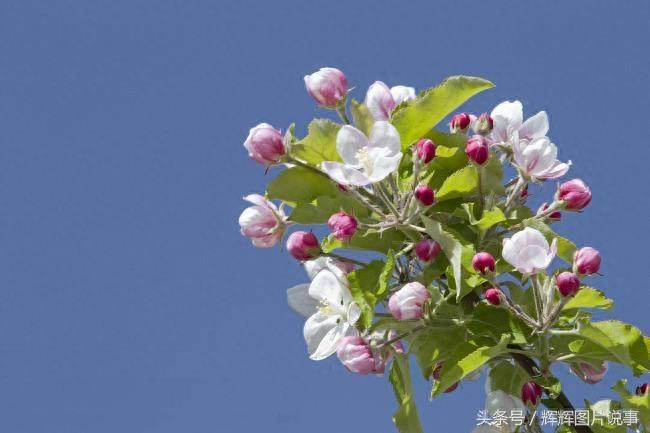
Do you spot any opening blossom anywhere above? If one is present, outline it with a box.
[321,121,403,187]
[502,227,557,274]
[286,269,360,360]
[365,81,415,121]
[489,100,550,145]
[388,282,430,320]
[512,132,571,180]
[238,194,287,248]
[336,336,385,375]
[303,67,348,108]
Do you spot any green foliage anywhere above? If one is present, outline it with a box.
[321,229,405,254]
[613,380,650,429]
[391,76,494,148]
[290,119,341,165]
[267,166,339,203]
[436,165,478,201]
[421,216,467,300]
[390,354,424,433]
[487,360,529,396]
[350,99,374,136]
[562,286,614,312]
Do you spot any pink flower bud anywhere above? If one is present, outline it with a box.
[327,211,358,242]
[415,138,436,164]
[556,271,581,297]
[636,383,650,396]
[388,282,430,320]
[336,336,383,375]
[542,203,562,221]
[414,184,435,206]
[474,113,494,135]
[239,194,287,248]
[520,186,529,199]
[465,135,490,165]
[521,381,543,406]
[432,363,459,393]
[558,179,592,211]
[286,231,321,261]
[243,123,286,165]
[571,361,608,384]
[472,252,496,275]
[450,112,471,133]
[485,288,502,306]
[415,239,442,262]
[573,247,601,275]
[303,67,348,108]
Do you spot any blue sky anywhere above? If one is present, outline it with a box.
[0,1,649,432]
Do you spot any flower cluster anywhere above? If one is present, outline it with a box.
[237,68,649,433]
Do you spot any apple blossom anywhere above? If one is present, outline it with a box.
[502,227,557,274]
[450,112,471,133]
[365,81,416,121]
[304,257,354,281]
[238,194,287,247]
[328,211,358,242]
[466,135,490,165]
[484,288,502,306]
[558,178,592,210]
[286,269,360,360]
[574,246,601,275]
[415,138,436,164]
[521,380,543,406]
[512,133,571,180]
[321,121,403,187]
[336,336,385,375]
[303,67,348,108]
[414,184,435,206]
[571,361,608,384]
[556,271,581,297]
[414,239,441,262]
[243,123,287,165]
[286,231,321,261]
[489,100,549,145]
[388,282,430,320]
[472,252,495,275]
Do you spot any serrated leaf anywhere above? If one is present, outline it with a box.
[562,286,613,311]
[377,250,395,297]
[391,75,494,148]
[487,361,529,396]
[389,354,424,433]
[409,326,467,379]
[321,229,405,254]
[267,166,339,203]
[436,165,479,201]
[290,119,341,165]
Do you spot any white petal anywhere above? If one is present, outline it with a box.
[519,227,550,251]
[517,245,550,273]
[390,85,416,105]
[368,121,401,155]
[519,111,549,140]
[537,160,571,180]
[336,125,369,166]
[303,312,342,360]
[365,81,395,121]
[287,284,318,317]
[321,161,371,186]
[501,237,518,267]
[490,100,523,130]
[367,151,403,183]
[309,269,347,305]
[347,302,361,326]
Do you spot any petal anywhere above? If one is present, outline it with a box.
[287,284,318,317]
[501,237,518,267]
[519,111,549,140]
[490,100,523,130]
[347,302,361,326]
[537,160,571,180]
[243,193,268,207]
[368,121,401,155]
[389,85,416,105]
[519,227,550,251]
[336,125,369,166]
[521,138,557,175]
[321,161,372,186]
[309,269,346,305]
[304,257,348,282]
[367,151,403,183]
[517,245,550,273]
[365,81,395,121]
[303,312,342,360]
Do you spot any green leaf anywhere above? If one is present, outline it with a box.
[431,335,510,397]
[487,360,529,396]
[436,165,479,201]
[389,354,424,433]
[321,229,405,254]
[392,75,494,148]
[521,218,577,263]
[350,99,374,136]
[584,399,627,433]
[467,206,506,231]
[562,286,614,311]
[409,326,467,379]
[421,216,464,300]
[377,250,395,297]
[267,166,339,203]
[288,195,368,224]
[347,260,385,329]
[290,119,341,165]
[467,303,531,344]
[613,379,650,429]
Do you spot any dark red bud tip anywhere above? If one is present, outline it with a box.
[450,112,471,133]
[415,239,442,262]
[485,288,502,306]
[415,139,436,164]
[636,383,650,396]
[414,184,435,206]
[556,271,581,297]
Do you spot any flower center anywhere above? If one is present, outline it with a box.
[318,299,332,315]
[355,147,373,175]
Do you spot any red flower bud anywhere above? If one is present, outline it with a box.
[415,239,442,262]
[327,211,358,242]
[556,271,581,297]
[465,135,490,165]
[414,184,435,206]
[472,252,496,274]
[450,112,471,133]
[286,231,321,261]
[521,381,543,406]
[558,179,592,211]
[485,288,502,306]
[415,138,436,164]
[574,247,601,275]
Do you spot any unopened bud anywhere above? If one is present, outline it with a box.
[485,288,502,306]
[415,239,442,262]
[472,252,496,275]
[286,231,321,261]
[465,135,490,165]
[556,271,581,297]
[327,211,358,242]
[414,184,435,206]
[415,138,436,164]
[474,113,494,135]
[558,179,592,211]
[521,381,543,406]
[450,112,471,133]
[573,247,601,275]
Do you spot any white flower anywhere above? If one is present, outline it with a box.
[365,81,416,121]
[488,100,549,145]
[502,227,557,275]
[286,269,360,360]
[512,132,571,180]
[321,121,402,186]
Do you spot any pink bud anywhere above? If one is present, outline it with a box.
[521,381,543,406]
[450,112,471,133]
[286,231,321,261]
[415,239,442,262]
[636,383,650,396]
[485,288,502,306]
[336,336,383,375]
[571,361,608,384]
[574,247,601,275]
[414,184,435,206]
[556,271,581,297]
[465,135,490,165]
[415,138,436,164]
[388,282,430,320]
[239,194,287,248]
[432,363,459,393]
[558,179,592,211]
[243,123,286,165]
[303,67,348,108]
[542,203,562,221]
[472,252,496,275]
[474,113,494,135]
[327,211,358,242]
[520,186,529,199]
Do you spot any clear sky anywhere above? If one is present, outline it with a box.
[0,1,649,432]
